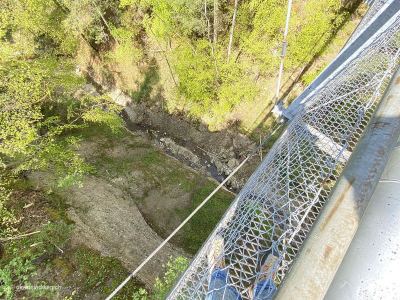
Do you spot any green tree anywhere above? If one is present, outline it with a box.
[172,40,216,118]
[0,0,78,58]
[286,0,347,67]
[0,57,122,187]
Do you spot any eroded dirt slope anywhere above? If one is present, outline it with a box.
[30,126,234,289]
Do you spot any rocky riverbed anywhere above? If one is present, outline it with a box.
[76,83,262,191]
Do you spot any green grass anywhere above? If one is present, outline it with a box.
[66,246,144,299]
[75,123,125,142]
[1,218,73,299]
[140,149,164,167]
[164,168,196,193]
[45,192,74,224]
[174,182,234,255]
[129,63,160,103]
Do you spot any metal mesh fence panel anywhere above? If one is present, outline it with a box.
[347,0,389,46]
[168,11,400,300]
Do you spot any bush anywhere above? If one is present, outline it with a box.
[107,27,143,66]
[131,256,189,300]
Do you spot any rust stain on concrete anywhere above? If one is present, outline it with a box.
[320,178,355,230]
[324,245,333,260]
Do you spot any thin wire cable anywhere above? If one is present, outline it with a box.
[105,121,285,300]
[275,0,293,102]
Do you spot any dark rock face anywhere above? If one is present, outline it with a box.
[123,101,259,190]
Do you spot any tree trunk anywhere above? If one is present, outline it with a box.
[148,28,178,88]
[204,0,212,44]
[93,3,119,45]
[213,0,218,49]
[227,0,239,62]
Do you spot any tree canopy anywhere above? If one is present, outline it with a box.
[0,0,362,196]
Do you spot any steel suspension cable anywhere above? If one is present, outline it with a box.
[274,0,293,102]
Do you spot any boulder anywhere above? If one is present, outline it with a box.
[227,158,239,170]
[109,88,132,106]
[125,106,145,124]
[160,137,201,167]
[73,83,99,98]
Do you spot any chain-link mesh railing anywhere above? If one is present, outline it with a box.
[347,0,389,45]
[168,10,400,300]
